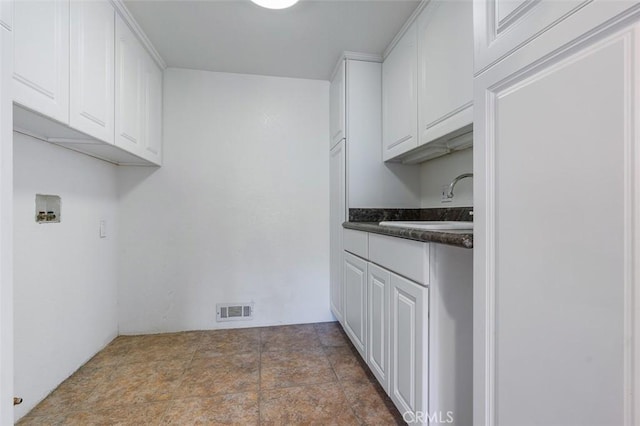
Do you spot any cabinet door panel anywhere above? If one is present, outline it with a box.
[367,263,390,391]
[473,0,636,75]
[13,0,69,123]
[343,252,367,358]
[474,17,639,426]
[382,22,418,161]
[390,273,427,421]
[141,53,162,163]
[330,140,346,323]
[418,0,473,145]
[70,0,115,143]
[330,60,345,150]
[115,14,143,154]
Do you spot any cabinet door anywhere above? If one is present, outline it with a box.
[343,251,367,358]
[474,14,640,426]
[473,0,636,75]
[70,0,115,143]
[390,272,427,422]
[418,0,473,146]
[329,60,345,150]
[367,262,390,391]
[115,14,143,154]
[141,52,162,164]
[330,140,346,323]
[13,0,69,123]
[382,22,418,161]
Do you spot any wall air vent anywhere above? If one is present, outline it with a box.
[216,303,254,322]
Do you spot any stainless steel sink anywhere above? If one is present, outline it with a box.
[378,221,473,231]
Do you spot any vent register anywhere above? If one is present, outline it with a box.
[216,303,253,322]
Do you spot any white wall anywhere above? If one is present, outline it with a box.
[13,133,119,420]
[117,68,331,334]
[0,25,13,426]
[420,148,473,208]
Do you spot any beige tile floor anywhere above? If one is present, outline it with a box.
[18,322,405,425]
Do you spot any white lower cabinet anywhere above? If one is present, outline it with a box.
[343,252,367,359]
[342,229,472,425]
[389,271,428,422]
[366,263,390,391]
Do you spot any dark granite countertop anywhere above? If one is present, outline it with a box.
[343,222,473,249]
[344,208,474,249]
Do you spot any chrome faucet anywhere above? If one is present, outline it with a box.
[446,173,473,199]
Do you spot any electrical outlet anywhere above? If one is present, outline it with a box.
[441,185,452,203]
[99,220,107,238]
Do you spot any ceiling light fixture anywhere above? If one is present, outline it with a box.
[250,0,299,9]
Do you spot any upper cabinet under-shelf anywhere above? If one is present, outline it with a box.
[382,0,474,164]
[12,0,163,166]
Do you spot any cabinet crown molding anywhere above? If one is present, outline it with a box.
[110,0,167,70]
[329,51,383,81]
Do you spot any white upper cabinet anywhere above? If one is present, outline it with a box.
[473,0,636,75]
[70,0,115,144]
[418,0,473,147]
[330,59,345,150]
[115,14,162,165]
[383,2,474,164]
[1,0,13,31]
[115,14,143,155]
[141,52,162,163]
[12,0,163,165]
[382,22,418,161]
[13,0,69,124]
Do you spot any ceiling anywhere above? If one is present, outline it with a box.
[123,0,421,80]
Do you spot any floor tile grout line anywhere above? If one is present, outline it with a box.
[336,379,367,426]
[317,332,366,425]
[260,378,340,393]
[157,332,203,425]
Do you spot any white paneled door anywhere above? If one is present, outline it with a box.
[382,22,418,161]
[141,53,162,163]
[115,14,143,154]
[343,252,367,358]
[330,60,345,150]
[367,262,390,391]
[13,0,69,123]
[473,0,637,75]
[330,140,346,323]
[70,0,115,143]
[389,272,428,423]
[474,11,640,426]
[417,0,473,146]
